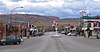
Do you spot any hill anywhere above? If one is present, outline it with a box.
[0,14,80,27]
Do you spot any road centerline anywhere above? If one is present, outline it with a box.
[55,38,67,52]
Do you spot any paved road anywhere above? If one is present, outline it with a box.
[0,32,100,52]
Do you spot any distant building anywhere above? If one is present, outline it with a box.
[58,18,80,31]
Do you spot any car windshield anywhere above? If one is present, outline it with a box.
[0,0,100,52]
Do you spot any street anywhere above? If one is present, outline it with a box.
[0,32,100,52]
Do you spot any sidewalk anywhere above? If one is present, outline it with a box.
[22,37,27,39]
[21,37,28,42]
[74,35,100,40]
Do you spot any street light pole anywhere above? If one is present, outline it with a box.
[10,7,23,31]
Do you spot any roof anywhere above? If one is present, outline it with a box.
[81,16,100,19]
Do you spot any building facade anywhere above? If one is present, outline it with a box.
[81,16,100,37]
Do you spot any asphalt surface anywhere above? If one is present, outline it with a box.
[0,32,100,52]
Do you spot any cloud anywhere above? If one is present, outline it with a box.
[0,0,100,18]
[1,0,64,9]
[0,12,6,14]
[16,12,45,15]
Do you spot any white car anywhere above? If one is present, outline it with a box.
[67,32,75,36]
[61,31,66,34]
[67,33,71,36]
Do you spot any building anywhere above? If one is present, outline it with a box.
[81,16,100,36]
[0,21,6,40]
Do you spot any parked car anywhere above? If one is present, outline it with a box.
[65,31,70,35]
[67,32,76,36]
[38,32,44,36]
[33,31,44,36]
[61,31,66,34]
[0,36,21,45]
[32,31,38,37]
[32,29,45,37]
[58,30,61,33]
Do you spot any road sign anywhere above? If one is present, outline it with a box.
[52,20,58,23]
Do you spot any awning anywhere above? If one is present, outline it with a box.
[82,28,94,30]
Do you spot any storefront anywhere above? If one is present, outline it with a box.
[81,16,100,38]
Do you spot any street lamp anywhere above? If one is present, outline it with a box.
[10,7,23,31]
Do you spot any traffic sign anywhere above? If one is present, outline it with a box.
[52,20,58,23]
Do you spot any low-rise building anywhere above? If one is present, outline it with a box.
[81,16,100,36]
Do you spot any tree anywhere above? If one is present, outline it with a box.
[0,22,4,39]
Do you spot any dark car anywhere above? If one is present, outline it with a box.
[32,29,44,37]
[32,31,38,37]
[0,36,21,45]
[37,32,44,36]
[32,32,44,36]
[58,30,61,33]
[65,31,70,35]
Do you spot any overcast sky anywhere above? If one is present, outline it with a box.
[0,0,100,18]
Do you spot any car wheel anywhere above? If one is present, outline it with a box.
[2,42,6,45]
[33,35,36,37]
[16,42,20,45]
[65,33,67,35]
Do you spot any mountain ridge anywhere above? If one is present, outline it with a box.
[0,14,80,27]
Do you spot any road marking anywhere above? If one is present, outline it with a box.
[57,42,66,52]
[56,39,66,52]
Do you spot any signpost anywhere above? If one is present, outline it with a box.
[51,20,62,38]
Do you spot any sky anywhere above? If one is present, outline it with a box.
[0,0,100,18]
